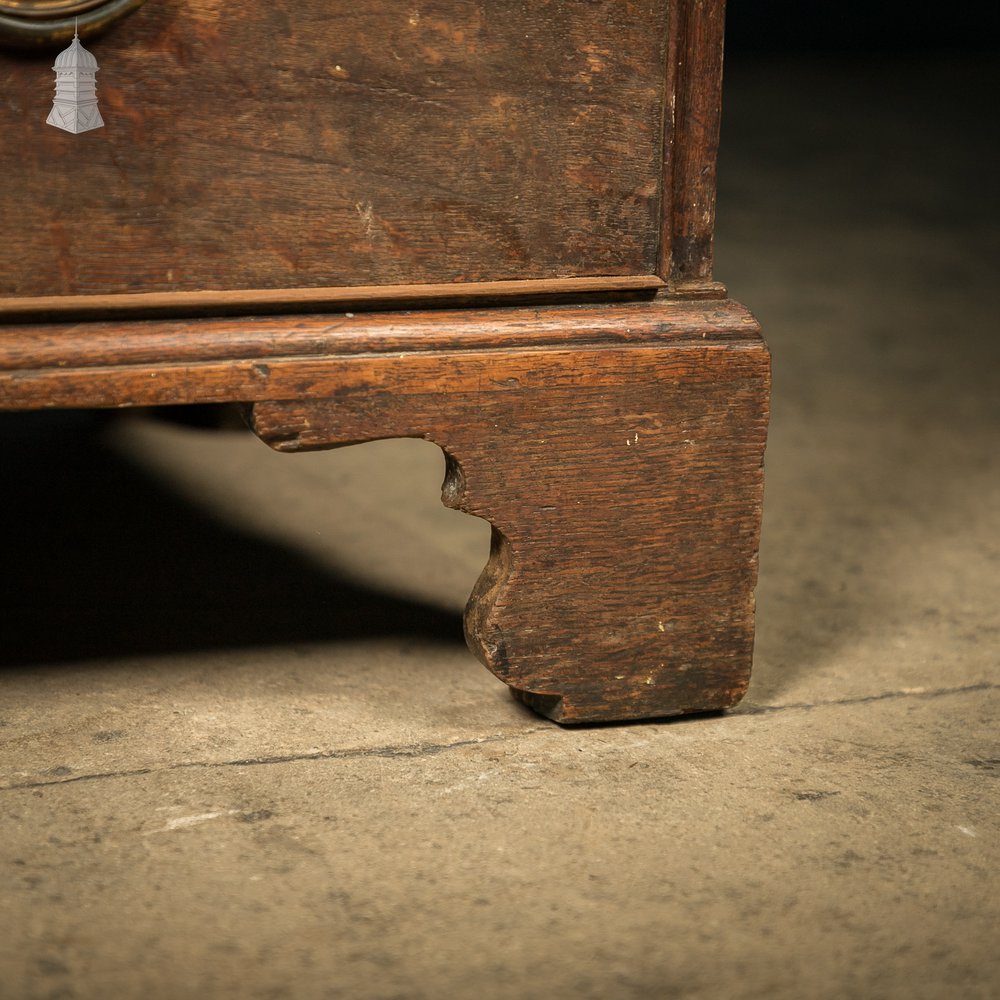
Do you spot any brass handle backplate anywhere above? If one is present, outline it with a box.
[0,0,146,49]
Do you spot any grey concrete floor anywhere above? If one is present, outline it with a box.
[2,54,998,999]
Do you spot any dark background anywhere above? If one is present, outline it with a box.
[726,1,1000,51]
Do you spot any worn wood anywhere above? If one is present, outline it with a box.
[0,298,760,404]
[0,0,735,311]
[0,0,668,301]
[0,0,770,723]
[0,275,663,322]
[0,296,769,723]
[662,0,727,290]
[248,328,769,723]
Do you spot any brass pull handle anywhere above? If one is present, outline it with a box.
[0,0,146,49]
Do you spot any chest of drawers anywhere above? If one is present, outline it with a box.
[0,0,769,723]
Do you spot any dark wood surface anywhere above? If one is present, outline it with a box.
[0,1,769,723]
[662,0,727,291]
[1,0,669,299]
[249,314,769,722]
[0,298,760,406]
[0,298,769,722]
[0,0,732,313]
[0,275,664,322]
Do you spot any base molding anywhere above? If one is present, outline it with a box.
[1,297,768,723]
[249,312,769,723]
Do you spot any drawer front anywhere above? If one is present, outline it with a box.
[1,1,668,300]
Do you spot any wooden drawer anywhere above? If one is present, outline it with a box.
[0,0,727,318]
[0,0,687,313]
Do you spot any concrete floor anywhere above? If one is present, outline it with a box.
[2,54,998,999]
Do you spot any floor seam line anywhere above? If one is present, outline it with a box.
[736,680,999,716]
[0,727,552,793]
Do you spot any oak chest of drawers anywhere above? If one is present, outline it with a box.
[0,0,769,723]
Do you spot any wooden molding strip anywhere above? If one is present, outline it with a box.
[0,275,664,322]
[0,297,762,411]
[659,0,727,285]
[0,297,760,380]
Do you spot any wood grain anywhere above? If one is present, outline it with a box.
[0,298,760,398]
[0,294,768,723]
[662,0,727,289]
[0,0,768,723]
[0,275,663,322]
[249,329,769,723]
[0,0,669,298]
